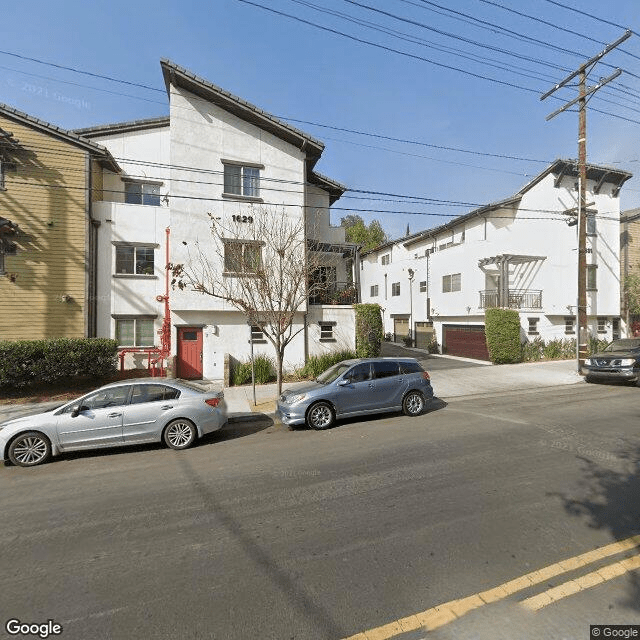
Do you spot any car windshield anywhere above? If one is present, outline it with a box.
[316,362,353,384]
[603,338,640,352]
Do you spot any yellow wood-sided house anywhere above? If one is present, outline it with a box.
[0,104,119,340]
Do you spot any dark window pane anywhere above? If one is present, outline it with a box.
[243,244,262,272]
[373,361,399,379]
[115,246,135,274]
[142,183,161,206]
[347,363,371,383]
[182,331,197,341]
[116,318,135,345]
[243,167,260,197]
[224,243,243,272]
[135,247,154,275]
[224,165,242,195]
[136,319,155,346]
[85,386,130,409]
[124,182,142,205]
[400,361,423,374]
[131,384,180,404]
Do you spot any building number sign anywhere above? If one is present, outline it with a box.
[232,214,254,223]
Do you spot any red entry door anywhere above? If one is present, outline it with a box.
[177,327,203,379]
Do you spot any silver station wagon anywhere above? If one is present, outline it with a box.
[277,358,434,429]
[0,379,226,467]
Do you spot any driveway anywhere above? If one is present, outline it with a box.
[381,340,486,370]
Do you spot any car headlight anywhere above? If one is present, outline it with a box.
[286,393,306,404]
[619,358,636,367]
[583,358,592,366]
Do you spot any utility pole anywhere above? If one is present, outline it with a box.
[541,30,631,371]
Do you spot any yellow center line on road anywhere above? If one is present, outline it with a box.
[342,534,640,640]
[521,552,640,611]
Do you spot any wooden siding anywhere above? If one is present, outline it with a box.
[0,113,90,340]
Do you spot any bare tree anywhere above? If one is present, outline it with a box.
[170,205,326,394]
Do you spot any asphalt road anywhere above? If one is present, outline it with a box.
[1,383,639,640]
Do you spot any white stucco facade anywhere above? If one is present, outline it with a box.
[360,160,632,358]
[84,60,356,380]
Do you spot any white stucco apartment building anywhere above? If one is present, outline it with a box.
[76,60,357,380]
[360,160,632,360]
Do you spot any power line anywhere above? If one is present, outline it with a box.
[539,0,635,35]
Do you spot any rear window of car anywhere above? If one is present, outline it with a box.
[399,361,424,374]
[130,384,180,404]
[373,361,399,379]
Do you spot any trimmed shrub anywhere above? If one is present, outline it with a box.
[484,308,522,364]
[231,354,276,386]
[522,336,545,361]
[426,338,440,354]
[300,349,357,379]
[589,336,609,355]
[353,303,383,358]
[0,338,118,389]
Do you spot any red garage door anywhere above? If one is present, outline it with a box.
[443,325,490,361]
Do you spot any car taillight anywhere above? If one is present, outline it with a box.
[205,398,220,407]
[422,372,430,381]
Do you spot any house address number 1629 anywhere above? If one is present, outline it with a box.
[232,214,254,223]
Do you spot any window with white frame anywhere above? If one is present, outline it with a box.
[528,317,539,336]
[587,265,597,291]
[381,254,390,265]
[564,317,575,334]
[114,245,155,276]
[223,240,263,275]
[419,281,427,293]
[442,273,461,293]
[124,181,161,206]
[391,282,400,296]
[319,322,335,341]
[250,325,266,343]
[370,284,379,297]
[223,162,260,198]
[115,317,155,347]
[597,317,607,333]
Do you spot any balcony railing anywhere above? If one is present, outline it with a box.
[309,281,359,305]
[479,289,542,310]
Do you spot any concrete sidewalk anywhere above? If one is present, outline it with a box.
[0,359,583,425]
[222,358,583,418]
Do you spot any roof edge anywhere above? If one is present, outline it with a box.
[74,116,170,138]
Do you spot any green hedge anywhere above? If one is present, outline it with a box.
[353,303,383,358]
[231,354,276,386]
[484,308,522,364]
[300,349,358,379]
[0,338,119,388]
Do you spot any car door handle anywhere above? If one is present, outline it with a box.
[161,405,173,410]
[108,412,122,418]
[368,383,375,388]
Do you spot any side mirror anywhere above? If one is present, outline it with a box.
[71,405,89,418]
[337,379,350,387]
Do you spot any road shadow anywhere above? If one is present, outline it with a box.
[552,442,640,612]
[210,414,274,442]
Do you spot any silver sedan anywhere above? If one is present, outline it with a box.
[0,379,226,467]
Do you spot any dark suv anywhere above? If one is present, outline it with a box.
[582,338,640,385]
[276,358,434,429]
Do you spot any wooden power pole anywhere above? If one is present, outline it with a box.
[541,30,631,370]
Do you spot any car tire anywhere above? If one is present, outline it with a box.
[307,402,335,430]
[403,390,425,417]
[585,375,594,383]
[8,431,52,467]
[163,419,197,450]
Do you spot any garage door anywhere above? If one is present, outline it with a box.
[415,321,434,348]
[393,318,409,342]
[443,325,490,361]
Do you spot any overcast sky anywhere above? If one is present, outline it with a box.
[2,0,639,240]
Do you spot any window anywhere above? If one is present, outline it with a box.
[373,361,399,379]
[419,281,427,293]
[400,361,424,374]
[597,317,607,333]
[587,212,597,235]
[250,326,266,343]
[391,282,400,296]
[565,317,575,334]
[223,241,263,275]
[115,245,154,275]
[319,323,334,341]
[613,317,621,340]
[587,265,597,291]
[66,386,131,412]
[370,284,379,297]
[223,163,260,198]
[346,363,371,383]
[528,317,539,336]
[130,384,180,405]
[442,273,461,293]
[124,181,161,206]
[381,254,390,265]
[115,318,155,347]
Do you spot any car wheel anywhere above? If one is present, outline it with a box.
[8,432,52,467]
[403,391,425,417]
[163,419,197,450]
[585,375,594,383]
[307,402,335,430]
